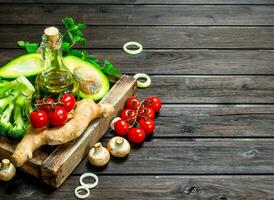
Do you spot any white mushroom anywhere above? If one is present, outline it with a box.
[88,142,110,167]
[0,159,16,181]
[107,137,130,158]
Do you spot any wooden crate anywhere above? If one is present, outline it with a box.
[0,75,136,188]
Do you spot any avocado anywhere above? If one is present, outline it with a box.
[0,53,43,78]
[63,56,110,101]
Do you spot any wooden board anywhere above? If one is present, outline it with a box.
[1,1,274,199]
[0,75,136,188]
[138,75,274,104]
[2,49,274,75]
[2,5,274,25]
[2,174,274,200]
[73,138,274,175]
[2,26,274,49]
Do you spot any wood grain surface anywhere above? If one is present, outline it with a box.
[0,0,273,199]
[72,138,274,175]
[1,0,274,4]
[1,5,274,25]
[1,174,274,200]
[2,26,274,49]
[2,49,274,75]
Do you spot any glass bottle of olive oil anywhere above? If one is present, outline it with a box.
[35,27,78,99]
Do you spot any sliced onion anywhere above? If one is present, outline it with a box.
[75,185,90,199]
[133,73,151,88]
[74,173,99,199]
[80,173,99,189]
[123,41,143,55]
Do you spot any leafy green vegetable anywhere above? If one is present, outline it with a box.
[17,41,39,54]
[102,60,122,77]
[17,17,121,77]
[0,76,34,139]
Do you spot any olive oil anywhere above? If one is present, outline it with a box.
[35,27,78,98]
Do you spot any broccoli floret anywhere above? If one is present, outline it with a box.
[0,76,35,139]
[0,104,14,136]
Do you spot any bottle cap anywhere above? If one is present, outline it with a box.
[44,26,59,42]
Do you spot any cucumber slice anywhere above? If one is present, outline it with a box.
[63,56,110,101]
[0,53,43,78]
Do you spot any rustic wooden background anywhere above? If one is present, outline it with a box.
[1,0,274,199]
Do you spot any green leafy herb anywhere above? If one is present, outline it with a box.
[17,41,39,54]
[17,17,121,77]
[102,60,122,77]
[61,17,121,77]
[62,17,87,49]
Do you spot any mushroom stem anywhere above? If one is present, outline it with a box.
[116,137,124,145]
[0,159,16,182]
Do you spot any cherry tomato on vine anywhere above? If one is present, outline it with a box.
[128,128,146,144]
[144,96,162,112]
[60,94,76,112]
[37,98,55,113]
[138,118,155,135]
[138,107,155,120]
[120,109,137,124]
[48,106,68,127]
[125,97,141,110]
[114,119,130,137]
[30,110,48,128]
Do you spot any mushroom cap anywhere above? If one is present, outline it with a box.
[107,136,130,158]
[88,142,110,167]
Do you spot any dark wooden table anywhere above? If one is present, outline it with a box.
[1,0,274,199]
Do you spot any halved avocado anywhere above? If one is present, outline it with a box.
[63,56,110,101]
[0,53,43,78]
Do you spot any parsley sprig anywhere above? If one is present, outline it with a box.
[17,17,121,77]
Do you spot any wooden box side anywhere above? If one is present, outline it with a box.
[40,75,136,187]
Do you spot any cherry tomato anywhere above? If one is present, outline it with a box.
[138,118,155,135]
[120,109,137,124]
[128,128,146,144]
[125,97,141,110]
[60,94,76,112]
[37,98,55,113]
[114,119,130,137]
[48,106,68,127]
[138,107,155,120]
[144,96,162,112]
[29,110,48,128]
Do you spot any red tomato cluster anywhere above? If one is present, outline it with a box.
[30,94,76,128]
[113,96,162,144]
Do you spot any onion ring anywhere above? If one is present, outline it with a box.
[123,41,143,55]
[80,173,99,189]
[133,73,151,88]
[110,117,121,130]
[75,185,90,199]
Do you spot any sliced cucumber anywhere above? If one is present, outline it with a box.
[0,53,43,78]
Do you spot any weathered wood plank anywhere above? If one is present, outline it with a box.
[137,75,274,104]
[74,139,274,174]
[104,105,274,137]
[2,174,274,200]
[2,5,274,25]
[2,49,274,75]
[0,0,273,4]
[2,26,274,49]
